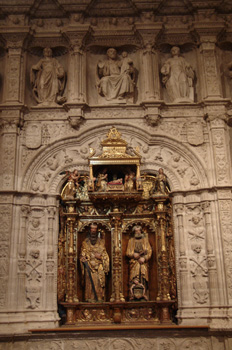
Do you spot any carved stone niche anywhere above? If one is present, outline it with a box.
[86,46,139,106]
[0,46,6,104]
[26,45,68,108]
[159,43,197,104]
[58,127,177,327]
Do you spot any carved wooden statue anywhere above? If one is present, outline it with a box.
[30,47,66,106]
[161,46,194,103]
[96,48,135,101]
[126,225,152,301]
[80,224,109,302]
[61,169,80,200]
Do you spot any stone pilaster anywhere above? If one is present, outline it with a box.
[202,201,219,305]
[174,203,190,307]
[136,24,163,102]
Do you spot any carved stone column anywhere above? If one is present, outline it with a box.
[17,205,31,308]
[1,31,29,104]
[193,20,225,101]
[208,116,231,186]
[67,41,86,104]
[174,203,190,307]
[0,113,22,191]
[141,43,159,101]
[201,201,219,305]
[136,24,163,102]
[198,39,222,100]
[45,207,56,309]
[63,27,90,129]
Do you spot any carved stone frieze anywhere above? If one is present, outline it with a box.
[0,205,12,308]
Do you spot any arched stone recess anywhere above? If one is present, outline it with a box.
[21,123,209,194]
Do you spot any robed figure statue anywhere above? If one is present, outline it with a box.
[30,47,66,106]
[126,225,152,301]
[80,224,109,302]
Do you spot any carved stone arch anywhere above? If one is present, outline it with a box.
[22,123,209,194]
[139,135,209,191]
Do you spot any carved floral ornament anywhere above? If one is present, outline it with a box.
[21,126,208,194]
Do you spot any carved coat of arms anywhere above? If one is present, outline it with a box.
[25,124,42,149]
[186,121,204,146]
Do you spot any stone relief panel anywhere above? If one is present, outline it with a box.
[211,126,230,185]
[0,336,218,350]
[25,48,68,108]
[0,49,5,104]
[21,130,209,194]
[0,134,16,190]
[185,204,209,305]
[218,197,232,303]
[161,46,195,103]
[30,47,66,107]
[87,47,140,105]
[218,47,232,99]
[0,204,12,309]
[160,46,198,103]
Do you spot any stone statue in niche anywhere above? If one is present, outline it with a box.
[96,48,136,102]
[30,47,66,106]
[126,225,152,301]
[80,223,109,302]
[161,46,194,103]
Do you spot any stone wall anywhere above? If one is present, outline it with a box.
[0,0,232,339]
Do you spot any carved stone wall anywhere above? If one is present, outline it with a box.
[0,0,232,343]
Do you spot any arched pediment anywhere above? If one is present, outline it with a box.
[21,124,209,194]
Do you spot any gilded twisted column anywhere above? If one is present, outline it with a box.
[110,208,125,304]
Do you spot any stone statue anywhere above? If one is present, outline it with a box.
[96,48,135,101]
[30,47,66,106]
[80,223,109,302]
[161,46,194,103]
[61,169,80,200]
[126,225,152,301]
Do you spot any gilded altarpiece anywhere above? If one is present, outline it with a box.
[57,128,177,326]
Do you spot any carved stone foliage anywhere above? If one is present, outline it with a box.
[211,128,230,185]
[200,45,221,97]
[6,54,21,101]
[21,125,209,194]
[4,337,213,350]
[0,205,11,308]
[0,134,16,190]
[129,138,202,190]
[219,198,232,301]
